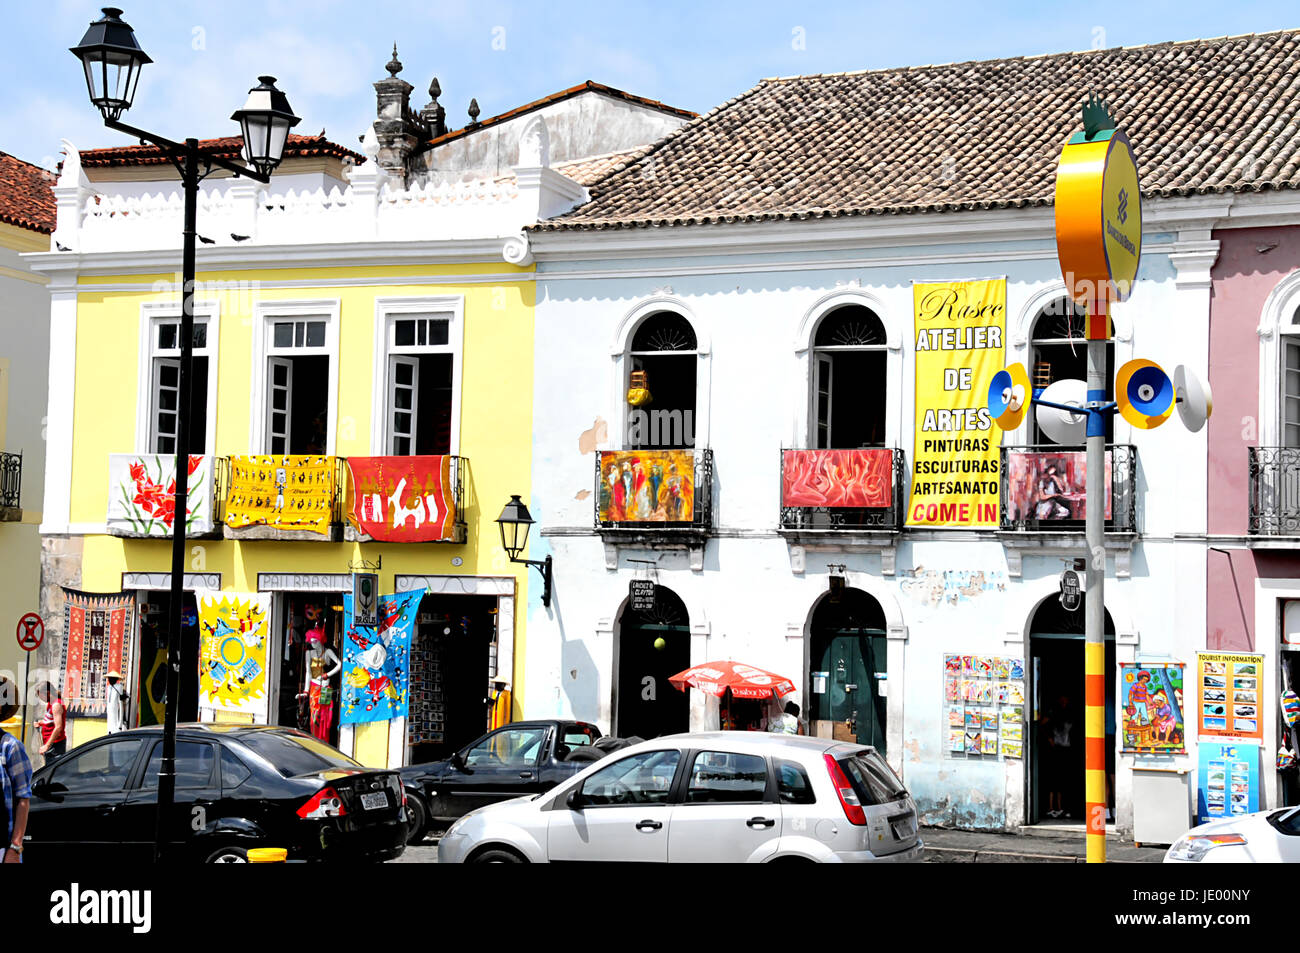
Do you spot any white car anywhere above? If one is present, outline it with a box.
[437,731,923,863]
[1164,807,1300,862]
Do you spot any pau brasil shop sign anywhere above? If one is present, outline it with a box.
[907,278,1006,528]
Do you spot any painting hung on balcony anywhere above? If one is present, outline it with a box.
[598,450,694,523]
[345,456,457,541]
[106,453,214,536]
[781,449,893,508]
[1004,451,1111,521]
[225,455,336,535]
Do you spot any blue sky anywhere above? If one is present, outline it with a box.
[5,1,1296,170]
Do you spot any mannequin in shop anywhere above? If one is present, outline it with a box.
[299,625,341,742]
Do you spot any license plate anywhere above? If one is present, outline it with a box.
[361,791,388,811]
[891,817,916,839]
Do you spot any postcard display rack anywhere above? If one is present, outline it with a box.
[943,654,1026,760]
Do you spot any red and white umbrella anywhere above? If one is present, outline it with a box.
[669,660,796,700]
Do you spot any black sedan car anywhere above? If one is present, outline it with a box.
[23,724,407,863]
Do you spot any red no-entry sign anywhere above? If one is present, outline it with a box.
[16,612,43,652]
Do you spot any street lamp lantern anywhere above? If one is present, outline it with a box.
[70,7,151,122]
[496,495,552,607]
[231,76,301,178]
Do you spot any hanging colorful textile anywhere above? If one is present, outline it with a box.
[340,588,425,725]
[224,455,336,535]
[345,456,457,541]
[196,591,271,720]
[59,590,135,716]
[107,453,215,535]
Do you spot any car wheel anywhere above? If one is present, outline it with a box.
[205,845,250,864]
[470,847,526,864]
[404,794,428,845]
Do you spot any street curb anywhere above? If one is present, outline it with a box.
[924,845,1159,863]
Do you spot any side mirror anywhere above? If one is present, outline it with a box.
[565,789,584,811]
[449,750,466,770]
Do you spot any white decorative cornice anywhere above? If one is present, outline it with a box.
[1169,232,1221,292]
[503,232,533,266]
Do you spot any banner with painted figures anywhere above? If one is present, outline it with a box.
[346,456,457,541]
[196,591,271,721]
[107,453,215,536]
[1119,662,1185,753]
[340,587,425,725]
[59,590,134,717]
[906,278,1006,529]
[781,449,893,508]
[224,455,336,535]
[597,450,695,523]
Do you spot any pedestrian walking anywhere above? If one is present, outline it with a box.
[1,676,33,864]
[35,682,67,764]
[106,670,129,734]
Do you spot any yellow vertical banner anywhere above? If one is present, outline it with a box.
[907,279,1006,528]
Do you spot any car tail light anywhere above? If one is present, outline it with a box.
[823,754,867,826]
[298,786,347,819]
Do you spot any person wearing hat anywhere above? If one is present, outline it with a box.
[106,670,129,735]
[0,676,32,863]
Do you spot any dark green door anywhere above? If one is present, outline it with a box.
[813,629,887,753]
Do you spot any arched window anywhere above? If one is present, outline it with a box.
[812,306,887,448]
[627,312,697,450]
[1281,305,1300,447]
[1029,298,1114,444]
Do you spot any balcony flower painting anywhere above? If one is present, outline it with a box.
[598,450,694,523]
[107,453,214,536]
[1004,450,1111,521]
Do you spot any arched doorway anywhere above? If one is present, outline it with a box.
[1028,596,1115,825]
[615,585,690,739]
[808,588,888,752]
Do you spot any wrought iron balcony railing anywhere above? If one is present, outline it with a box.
[0,451,21,517]
[778,447,905,531]
[594,448,714,530]
[999,444,1137,534]
[1247,446,1300,535]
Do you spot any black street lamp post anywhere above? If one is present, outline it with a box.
[71,7,299,863]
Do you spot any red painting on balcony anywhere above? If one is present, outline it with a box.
[781,449,893,508]
[1004,451,1112,521]
[346,455,457,541]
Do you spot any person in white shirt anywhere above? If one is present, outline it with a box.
[105,670,129,734]
[769,700,801,735]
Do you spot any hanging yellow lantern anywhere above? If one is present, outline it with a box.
[627,369,653,407]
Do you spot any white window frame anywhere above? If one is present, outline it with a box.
[793,290,901,450]
[250,300,340,455]
[610,297,711,451]
[136,301,220,456]
[810,310,891,449]
[370,296,464,457]
[1258,272,1300,448]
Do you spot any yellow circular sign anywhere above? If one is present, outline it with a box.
[1055,129,1142,305]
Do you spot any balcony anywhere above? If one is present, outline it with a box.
[998,444,1137,534]
[1248,447,1300,537]
[342,455,469,544]
[594,448,713,568]
[0,451,20,521]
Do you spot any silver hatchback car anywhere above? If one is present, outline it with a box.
[437,731,922,863]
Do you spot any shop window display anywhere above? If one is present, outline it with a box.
[277,597,343,746]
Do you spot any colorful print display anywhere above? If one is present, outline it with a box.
[907,279,1006,529]
[107,454,214,535]
[598,450,695,523]
[196,591,271,719]
[346,456,457,541]
[225,455,336,535]
[1197,652,1264,742]
[1197,742,1260,825]
[340,588,425,725]
[59,590,134,717]
[944,654,1025,759]
[1004,451,1112,521]
[1120,663,1185,753]
[781,449,893,508]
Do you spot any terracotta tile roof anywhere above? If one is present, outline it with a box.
[538,30,1300,232]
[553,147,653,186]
[0,152,56,234]
[78,132,364,168]
[426,81,696,148]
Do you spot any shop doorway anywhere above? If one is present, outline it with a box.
[808,588,888,752]
[1027,597,1115,824]
[1282,650,1300,806]
[135,591,199,726]
[276,594,345,745]
[407,593,498,764]
[615,586,690,739]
